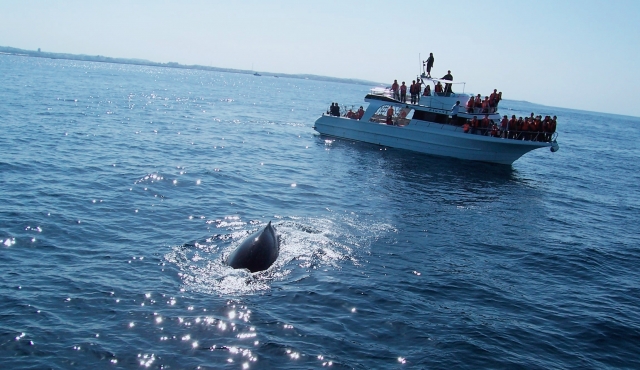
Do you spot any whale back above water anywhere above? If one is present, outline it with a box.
[226,221,279,273]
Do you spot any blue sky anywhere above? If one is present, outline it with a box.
[1,0,639,117]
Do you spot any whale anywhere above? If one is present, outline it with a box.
[226,221,279,272]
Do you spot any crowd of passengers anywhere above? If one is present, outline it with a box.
[328,85,556,142]
[465,89,503,113]
[391,79,428,104]
[460,113,558,142]
[390,72,457,104]
[388,71,505,111]
[328,102,365,120]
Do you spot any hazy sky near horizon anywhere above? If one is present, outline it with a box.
[1,0,639,117]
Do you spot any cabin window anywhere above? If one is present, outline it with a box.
[369,105,414,126]
[413,110,435,122]
[412,110,448,124]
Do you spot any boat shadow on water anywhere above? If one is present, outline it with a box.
[316,134,520,180]
[315,134,543,209]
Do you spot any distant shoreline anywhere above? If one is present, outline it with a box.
[5,46,635,118]
[0,45,381,87]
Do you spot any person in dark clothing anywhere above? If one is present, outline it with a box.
[442,70,453,95]
[425,53,434,78]
[330,102,341,117]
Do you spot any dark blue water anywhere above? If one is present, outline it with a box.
[1,54,640,369]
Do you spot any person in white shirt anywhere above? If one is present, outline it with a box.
[450,101,460,125]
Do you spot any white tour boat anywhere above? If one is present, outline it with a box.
[313,77,559,165]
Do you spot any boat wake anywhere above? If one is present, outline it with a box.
[164,216,392,295]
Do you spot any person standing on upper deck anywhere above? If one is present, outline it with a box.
[400,81,407,103]
[490,89,498,112]
[442,70,453,96]
[409,79,420,104]
[391,80,400,100]
[425,53,434,78]
[466,97,474,113]
[434,82,443,95]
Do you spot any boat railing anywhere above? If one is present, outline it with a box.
[407,118,557,143]
[327,107,559,143]
[463,107,501,115]
[421,76,467,94]
[448,126,558,142]
[419,98,450,111]
[369,114,412,126]
[323,103,368,120]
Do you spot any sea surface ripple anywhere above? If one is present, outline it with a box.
[1,54,640,369]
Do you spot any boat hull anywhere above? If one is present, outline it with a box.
[313,115,551,165]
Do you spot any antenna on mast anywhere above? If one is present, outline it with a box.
[418,53,424,83]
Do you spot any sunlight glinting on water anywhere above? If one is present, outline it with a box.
[3,55,639,369]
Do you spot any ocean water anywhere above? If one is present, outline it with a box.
[1,54,640,369]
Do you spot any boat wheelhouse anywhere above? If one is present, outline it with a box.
[314,78,559,165]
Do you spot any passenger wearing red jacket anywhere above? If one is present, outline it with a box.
[466,97,474,113]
